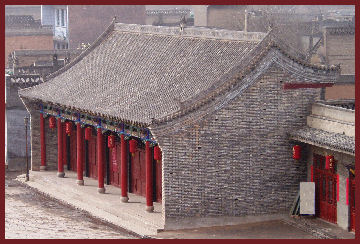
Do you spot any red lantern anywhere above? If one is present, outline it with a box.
[326,155,334,170]
[129,139,137,156]
[154,145,162,161]
[85,127,92,141]
[292,145,301,160]
[49,116,56,129]
[65,122,72,135]
[108,135,115,148]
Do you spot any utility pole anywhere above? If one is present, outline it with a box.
[24,117,29,182]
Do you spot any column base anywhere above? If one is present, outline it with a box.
[57,172,65,178]
[97,187,105,194]
[146,205,154,212]
[40,165,47,171]
[120,196,129,203]
[76,179,84,185]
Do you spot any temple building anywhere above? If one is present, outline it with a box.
[19,21,354,231]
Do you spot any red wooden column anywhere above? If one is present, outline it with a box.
[145,141,154,212]
[120,134,128,202]
[40,113,46,171]
[76,123,84,185]
[57,118,65,177]
[97,127,105,193]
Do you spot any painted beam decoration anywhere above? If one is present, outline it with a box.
[39,103,158,144]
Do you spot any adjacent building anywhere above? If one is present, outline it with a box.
[290,100,355,232]
[5,15,53,68]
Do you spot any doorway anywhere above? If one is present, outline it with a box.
[313,153,337,224]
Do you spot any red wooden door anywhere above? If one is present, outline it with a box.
[349,173,355,232]
[130,147,146,197]
[110,141,121,187]
[313,154,337,224]
[88,134,97,179]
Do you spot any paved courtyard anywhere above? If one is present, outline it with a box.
[5,171,354,239]
[5,171,139,239]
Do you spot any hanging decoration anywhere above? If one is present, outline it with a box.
[154,145,162,162]
[49,116,56,129]
[325,155,334,170]
[129,139,137,157]
[292,145,301,160]
[85,127,92,141]
[108,134,115,148]
[65,122,72,135]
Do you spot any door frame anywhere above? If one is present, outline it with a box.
[313,153,337,224]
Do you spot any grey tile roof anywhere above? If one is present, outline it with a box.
[19,22,340,126]
[19,23,261,125]
[289,127,355,155]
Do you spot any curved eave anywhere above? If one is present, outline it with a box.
[19,96,150,128]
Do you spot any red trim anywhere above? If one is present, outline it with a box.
[145,141,153,208]
[40,114,46,167]
[346,178,349,205]
[121,134,128,199]
[97,128,104,189]
[310,165,313,182]
[283,83,333,89]
[337,174,340,202]
[57,118,63,173]
[76,123,83,181]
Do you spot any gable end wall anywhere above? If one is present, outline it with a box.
[155,64,320,221]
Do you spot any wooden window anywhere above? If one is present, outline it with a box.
[56,9,60,26]
[61,9,65,27]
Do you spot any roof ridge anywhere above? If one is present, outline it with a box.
[44,18,116,81]
[114,22,267,42]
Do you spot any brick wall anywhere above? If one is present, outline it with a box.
[153,64,320,221]
[44,115,60,171]
[6,109,31,170]
[5,35,53,68]
[325,31,354,75]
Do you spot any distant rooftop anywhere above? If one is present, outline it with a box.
[114,23,267,42]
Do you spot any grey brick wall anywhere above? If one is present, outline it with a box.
[44,115,61,171]
[6,76,31,170]
[153,64,320,220]
[25,107,59,171]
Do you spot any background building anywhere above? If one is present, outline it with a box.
[5,15,53,68]
[41,5,69,49]
[67,5,145,49]
[145,5,193,27]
